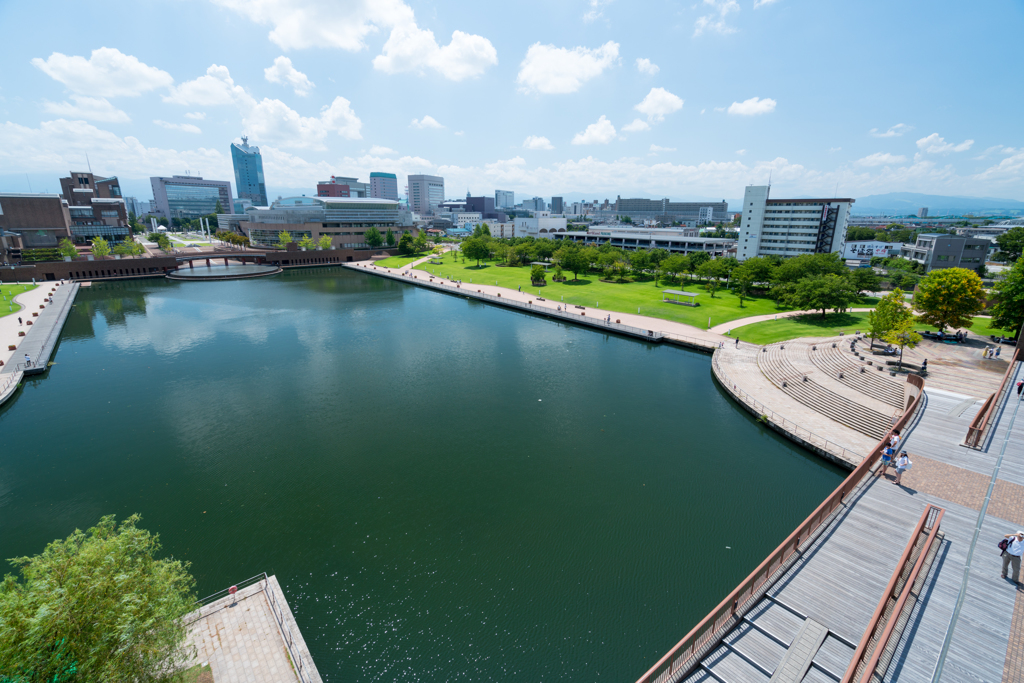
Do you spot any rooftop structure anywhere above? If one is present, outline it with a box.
[317,176,369,198]
[738,185,853,261]
[231,137,268,207]
[59,171,122,206]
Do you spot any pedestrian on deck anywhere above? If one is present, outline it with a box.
[996,347,1002,358]
[735,337,740,347]
[1001,531,1024,584]
[880,445,894,477]
[18,316,22,325]
[921,358,928,372]
[1018,379,1023,398]
[894,451,910,485]
[24,354,31,368]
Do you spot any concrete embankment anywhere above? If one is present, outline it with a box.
[0,281,80,406]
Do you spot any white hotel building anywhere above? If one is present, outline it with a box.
[738,186,853,261]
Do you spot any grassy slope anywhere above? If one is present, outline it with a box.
[738,312,1012,345]
[413,254,879,329]
[0,284,37,318]
[373,253,430,268]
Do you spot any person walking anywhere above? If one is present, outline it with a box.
[18,316,22,325]
[735,337,740,347]
[894,451,910,485]
[1001,531,1024,584]
[921,358,928,372]
[996,347,1002,358]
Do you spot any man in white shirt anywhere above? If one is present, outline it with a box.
[1002,531,1024,584]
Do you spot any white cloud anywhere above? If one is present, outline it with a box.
[154,120,202,134]
[184,112,206,120]
[634,87,683,122]
[583,0,613,22]
[916,133,974,154]
[828,146,841,152]
[622,118,650,133]
[516,41,619,94]
[694,0,739,37]
[753,0,778,7]
[264,56,315,95]
[369,145,397,155]
[636,58,659,75]
[32,48,173,98]
[164,64,249,106]
[244,96,362,148]
[411,115,444,129]
[649,144,676,155]
[42,95,130,123]
[523,135,554,150]
[374,26,497,81]
[856,152,907,167]
[571,115,616,145]
[973,145,1019,160]
[736,149,746,155]
[728,96,776,116]
[454,131,464,136]
[869,123,911,138]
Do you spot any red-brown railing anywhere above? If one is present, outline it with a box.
[841,504,944,683]
[634,373,926,683]
[965,345,1021,448]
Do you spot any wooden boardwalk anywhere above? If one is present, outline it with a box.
[668,360,1024,683]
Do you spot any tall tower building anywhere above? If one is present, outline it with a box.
[370,172,399,200]
[231,137,268,207]
[408,175,445,214]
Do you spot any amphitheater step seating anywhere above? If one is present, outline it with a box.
[807,340,905,409]
[757,344,891,440]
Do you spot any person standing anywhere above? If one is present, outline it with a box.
[1002,531,1024,584]
[894,451,910,485]
[24,353,31,368]
[1017,379,1023,399]
[18,316,23,325]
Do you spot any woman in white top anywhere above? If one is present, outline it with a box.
[894,451,910,485]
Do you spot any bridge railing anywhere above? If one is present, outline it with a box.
[634,373,926,683]
[965,345,1021,448]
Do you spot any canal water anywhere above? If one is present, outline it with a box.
[0,268,845,682]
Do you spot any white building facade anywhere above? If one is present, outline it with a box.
[514,212,568,237]
[738,185,853,261]
[408,175,445,215]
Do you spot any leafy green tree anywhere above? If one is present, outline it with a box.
[736,257,776,285]
[298,234,316,250]
[461,237,491,266]
[661,254,689,284]
[318,234,333,249]
[277,230,293,249]
[648,248,669,267]
[364,226,384,248]
[398,232,414,255]
[914,267,985,331]
[473,224,491,238]
[687,250,710,277]
[0,514,196,682]
[784,273,859,317]
[90,236,110,258]
[214,200,225,214]
[385,228,396,247]
[883,318,922,371]
[533,238,557,261]
[990,257,1024,338]
[530,264,546,284]
[732,268,754,307]
[773,252,846,283]
[847,227,879,242]
[849,268,881,294]
[996,226,1024,262]
[555,244,590,280]
[58,238,77,260]
[868,289,909,349]
[628,249,650,277]
[553,264,564,280]
[157,234,173,252]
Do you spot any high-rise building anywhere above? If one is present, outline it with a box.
[918,207,929,218]
[231,137,268,207]
[150,175,233,220]
[495,190,514,209]
[522,197,546,212]
[317,176,369,198]
[551,197,563,214]
[737,185,853,261]
[370,172,399,200]
[408,175,445,214]
[58,170,129,242]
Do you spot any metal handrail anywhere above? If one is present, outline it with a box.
[18,285,76,372]
[843,505,944,683]
[965,346,1021,448]
[634,373,926,683]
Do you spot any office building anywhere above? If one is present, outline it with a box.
[370,172,399,201]
[58,170,129,242]
[317,176,369,198]
[551,197,564,214]
[899,234,989,272]
[465,196,508,223]
[737,186,853,261]
[150,175,233,221]
[610,197,729,225]
[231,137,268,207]
[224,196,411,249]
[123,196,147,217]
[0,194,73,261]
[555,226,735,257]
[843,240,902,264]
[408,175,445,214]
[918,207,929,218]
[495,190,514,209]
[522,197,546,212]
[59,171,122,206]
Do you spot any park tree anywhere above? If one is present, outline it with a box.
[214,200,225,214]
[461,236,490,266]
[277,230,293,249]
[628,249,650,277]
[318,234,333,250]
[0,514,196,682]
[398,232,414,255]
[996,226,1024,262]
[58,238,77,260]
[298,234,316,250]
[849,268,881,294]
[868,289,911,349]
[90,236,110,258]
[784,273,859,317]
[385,228,396,247]
[732,267,755,307]
[413,232,428,253]
[687,250,710,278]
[648,248,669,268]
[736,256,776,285]
[364,226,384,248]
[990,257,1024,338]
[530,264,546,284]
[555,244,590,280]
[773,252,846,283]
[883,318,922,371]
[661,254,689,284]
[914,267,985,331]
[533,238,558,261]
[473,223,491,238]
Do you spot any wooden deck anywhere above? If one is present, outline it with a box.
[671,359,1024,683]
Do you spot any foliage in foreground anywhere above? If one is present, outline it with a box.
[0,515,197,683]
[914,267,985,331]
[991,257,1024,338]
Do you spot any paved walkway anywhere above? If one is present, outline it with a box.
[708,308,876,335]
[0,282,47,367]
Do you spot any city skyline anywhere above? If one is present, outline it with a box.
[1,0,1022,204]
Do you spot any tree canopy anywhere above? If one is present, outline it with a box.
[773,252,846,283]
[996,226,1024,262]
[990,257,1024,337]
[364,226,384,248]
[782,273,859,317]
[869,289,911,347]
[90,237,110,258]
[0,514,196,682]
[461,237,490,266]
[555,244,591,280]
[914,267,985,330]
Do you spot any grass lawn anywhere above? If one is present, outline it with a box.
[0,283,37,318]
[413,257,879,330]
[738,312,1013,345]
[373,252,431,268]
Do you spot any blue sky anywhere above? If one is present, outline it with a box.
[1,0,1022,205]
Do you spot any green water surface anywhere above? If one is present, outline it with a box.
[0,268,845,682]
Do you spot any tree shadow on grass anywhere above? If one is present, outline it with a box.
[466,264,491,270]
[563,278,593,285]
[787,312,866,328]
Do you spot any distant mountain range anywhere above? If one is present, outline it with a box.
[849,192,1024,216]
